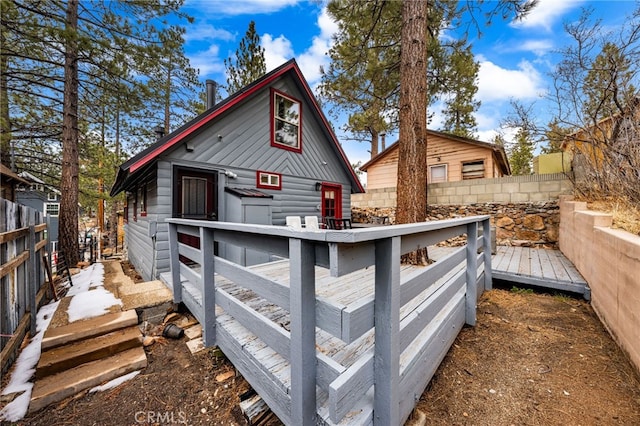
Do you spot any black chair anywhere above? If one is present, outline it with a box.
[325,217,352,230]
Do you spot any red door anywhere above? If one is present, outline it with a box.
[174,169,217,262]
[321,183,342,219]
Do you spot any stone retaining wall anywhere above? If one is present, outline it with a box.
[353,201,560,247]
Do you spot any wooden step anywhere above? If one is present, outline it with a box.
[41,309,139,350]
[29,346,147,414]
[36,326,142,379]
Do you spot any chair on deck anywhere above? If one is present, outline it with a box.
[324,217,352,230]
[286,216,303,230]
[304,216,320,230]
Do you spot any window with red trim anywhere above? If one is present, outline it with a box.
[139,185,147,217]
[256,170,282,190]
[271,88,302,153]
[133,191,138,222]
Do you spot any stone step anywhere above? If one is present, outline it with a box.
[29,347,147,414]
[36,326,143,379]
[41,309,139,351]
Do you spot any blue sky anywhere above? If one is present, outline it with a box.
[178,0,638,169]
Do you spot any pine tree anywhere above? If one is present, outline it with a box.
[2,1,195,265]
[224,21,266,94]
[509,128,534,175]
[542,119,569,154]
[441,44,480,138]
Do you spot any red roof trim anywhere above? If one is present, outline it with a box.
[129,64,295,174]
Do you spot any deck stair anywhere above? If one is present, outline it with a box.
[29,309,147,413]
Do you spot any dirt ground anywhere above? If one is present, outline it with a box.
[12,267,640,425]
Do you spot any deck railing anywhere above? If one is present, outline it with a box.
[166,215,492,425]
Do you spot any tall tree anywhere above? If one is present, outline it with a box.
[321,0,467,158]
[542,119,569,154]
[508,128,534,175]
[59,0,80,266]
[3,1,195,265]
[441,44,480,138]
[396,0,429,265]
[224,21,266,94]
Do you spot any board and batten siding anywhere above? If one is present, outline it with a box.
[366,135,501,190]
[125,74,354,280]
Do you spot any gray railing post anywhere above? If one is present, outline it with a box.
[289,237,316,425]
[28,212,37,335]
[374,236,401,425]
[200,226,216,347]
[465,221,478,326]
[168,223,182,303]
[482,218,493,291]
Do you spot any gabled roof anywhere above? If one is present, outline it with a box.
[111,59,364,196]
[359,129,511,175]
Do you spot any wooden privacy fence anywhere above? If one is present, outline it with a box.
[0,198,48,373]
[164,216,492,425]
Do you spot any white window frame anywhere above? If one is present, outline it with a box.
[45,202,60,217]
[429,164,448,183]
[271,89,302,152]
[257,171,282,190]
[47,192,57,201]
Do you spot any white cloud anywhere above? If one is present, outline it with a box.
[185,0,300,15]
[262,7,338,87]
[187,44,226,77]
[510,0,583,32]
[183,24,234,43]
[477,58,545,103]
[514,39,554,56]
[261,33,294,71]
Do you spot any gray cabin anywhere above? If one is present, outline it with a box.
[15,171,60,253]
[111,59,364,281]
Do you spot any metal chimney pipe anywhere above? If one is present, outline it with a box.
[380,132,386,151]
[154,125,165,141]
[206,79,217,110]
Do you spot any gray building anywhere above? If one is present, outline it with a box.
[111,59,364,281]
[15,171,60,253]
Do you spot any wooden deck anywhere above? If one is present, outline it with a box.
[492,246,590,299]
[163,216,493,425]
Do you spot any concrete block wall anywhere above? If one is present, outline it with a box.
[559,197,640,374]
[351,173,572,208]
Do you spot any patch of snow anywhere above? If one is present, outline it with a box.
[0,301,60,422]
[66,262,123,322]
[67,287,122,322]
[89,370,140,393]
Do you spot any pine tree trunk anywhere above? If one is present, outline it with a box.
[60,0,80,266]
[397,0,429,264]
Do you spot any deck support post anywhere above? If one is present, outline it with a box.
[465,222,478,326]
[374,236,401,425]
[168,223,182,303]
[482,218,493,291]
[201,227,216,347]
[289,238,316,425]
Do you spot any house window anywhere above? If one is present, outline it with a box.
[47,192,57,201]
[45,203,59,217]
[429,164,447,183]
[256,171,282,190]
[271,88,302,153]
[462,160,485,180]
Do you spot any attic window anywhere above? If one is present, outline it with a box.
[256,170,282,190]
[462,160,485,180]
[271,89,301,153]
[47,192,57,201]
